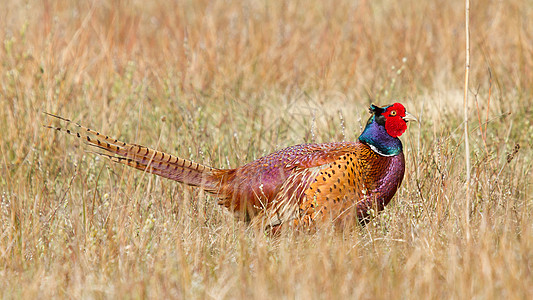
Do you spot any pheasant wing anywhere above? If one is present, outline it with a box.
[253,142,365,227]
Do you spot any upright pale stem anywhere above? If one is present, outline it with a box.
[464,0,471,239]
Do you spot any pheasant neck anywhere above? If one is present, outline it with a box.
[358,120,403,156]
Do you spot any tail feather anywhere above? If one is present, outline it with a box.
[44,113,224,192]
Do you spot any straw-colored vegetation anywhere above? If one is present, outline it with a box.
[1,0,532,298]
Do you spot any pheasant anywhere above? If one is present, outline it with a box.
[45,103,416,229]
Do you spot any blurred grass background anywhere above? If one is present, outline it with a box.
[0,0,532,298]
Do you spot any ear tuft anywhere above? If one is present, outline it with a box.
[369,104,385,115]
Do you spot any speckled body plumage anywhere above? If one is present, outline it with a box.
[45,103,414,229]
[213,142,405,227]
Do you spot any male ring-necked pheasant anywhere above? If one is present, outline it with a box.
[46,103,416,229]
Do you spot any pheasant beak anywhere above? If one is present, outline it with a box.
[402,112,418,123]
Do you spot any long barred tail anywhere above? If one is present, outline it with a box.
[44,112,224,193]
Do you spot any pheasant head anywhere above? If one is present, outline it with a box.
[358,103,417,156]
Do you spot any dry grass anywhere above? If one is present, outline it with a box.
[1,0,532,298]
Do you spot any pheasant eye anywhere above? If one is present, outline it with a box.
[390,110,397,116]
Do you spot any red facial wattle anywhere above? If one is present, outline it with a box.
[383,103,408,138]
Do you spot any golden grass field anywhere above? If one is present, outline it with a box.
[1,0,532,298]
